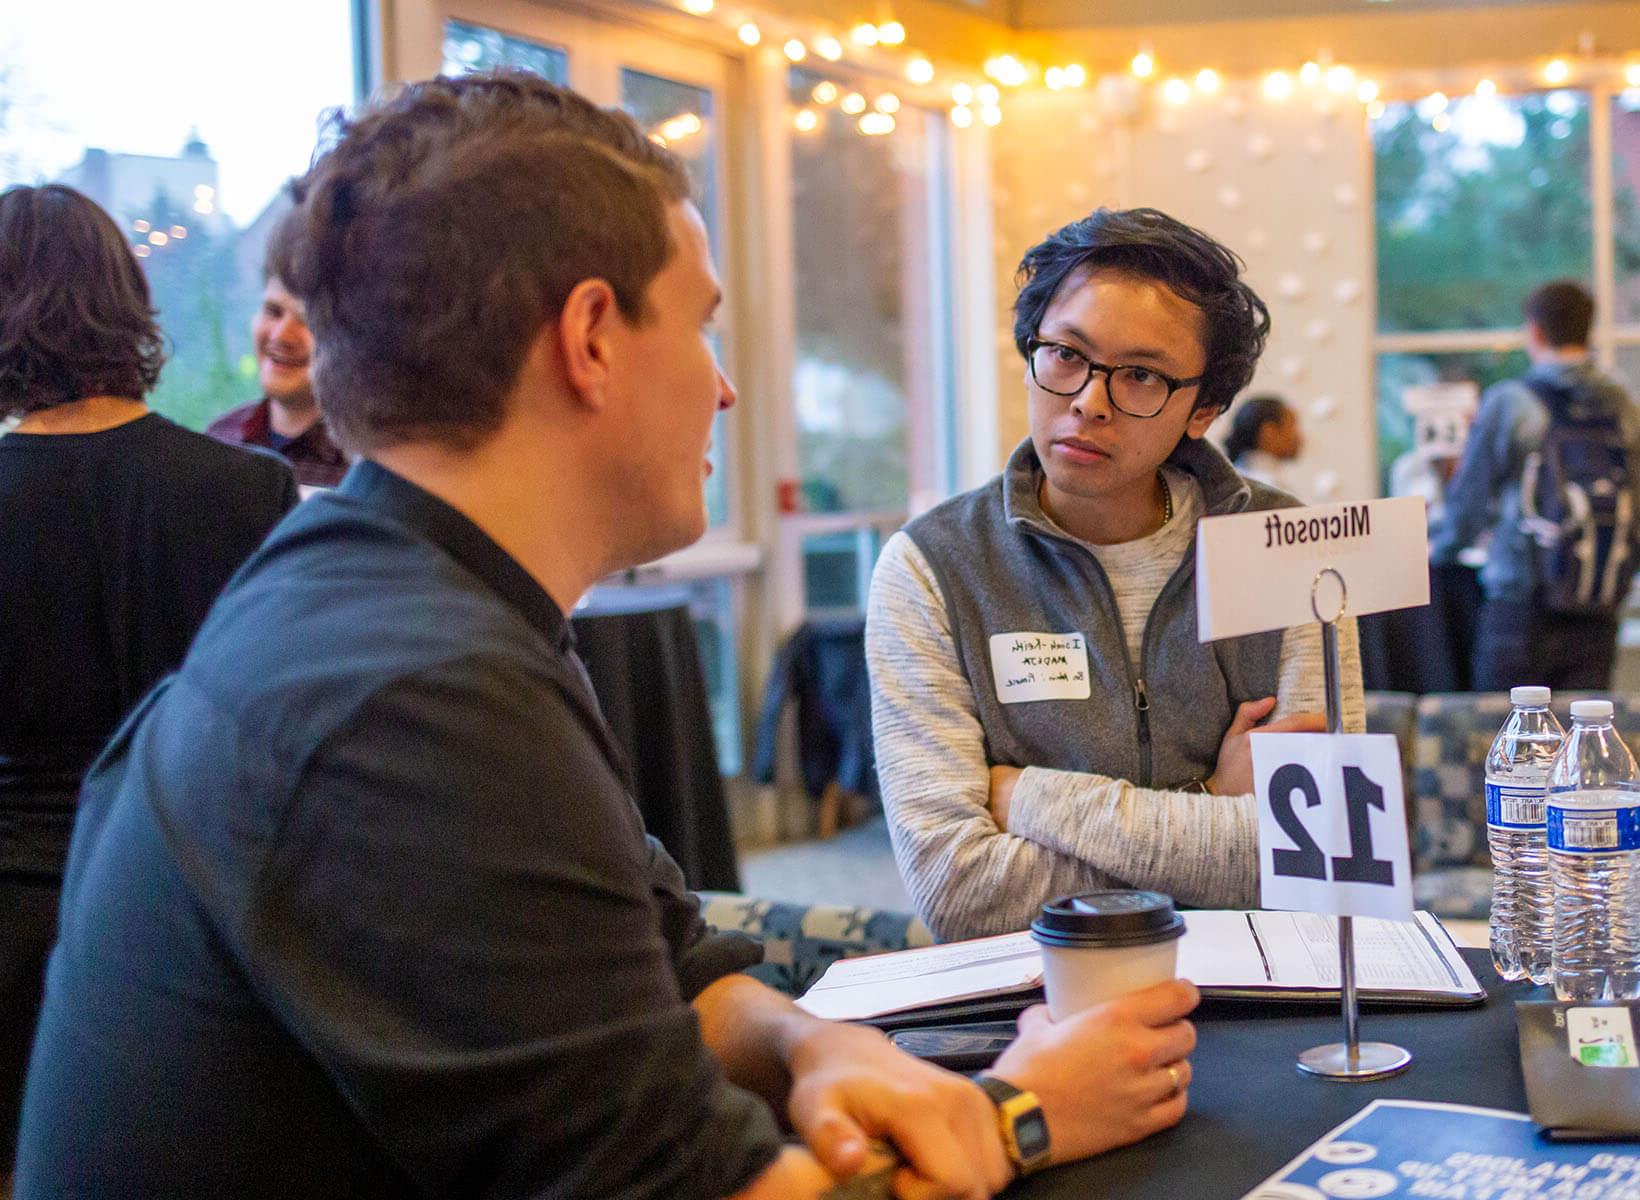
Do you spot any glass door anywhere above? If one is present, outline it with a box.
[437,3,752,774]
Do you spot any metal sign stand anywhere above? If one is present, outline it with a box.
[1296,568,1413,1082]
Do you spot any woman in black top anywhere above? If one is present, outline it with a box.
[0,184,297,1171]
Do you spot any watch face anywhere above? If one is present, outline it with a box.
[1015,1110,1051,1162]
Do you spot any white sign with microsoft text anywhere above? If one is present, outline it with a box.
[1195,496,1430,642]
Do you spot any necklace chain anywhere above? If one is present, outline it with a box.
[1158,469,1173,526]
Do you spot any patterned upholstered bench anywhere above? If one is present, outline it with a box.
[1363,690,1417,824]
[700,892,930,996]
[1410,692,1640,921]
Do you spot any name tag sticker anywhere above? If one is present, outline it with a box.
[988,632,1091,704]
[1567,1007,1640,1068]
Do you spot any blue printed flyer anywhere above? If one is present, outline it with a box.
[1243,1099,1640,1199]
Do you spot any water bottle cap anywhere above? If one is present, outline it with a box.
[1510,686,1551,706]
[1570,699,1615,721]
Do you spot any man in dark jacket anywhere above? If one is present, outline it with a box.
[1431,280,1640,690]
[16,74,1200,1200]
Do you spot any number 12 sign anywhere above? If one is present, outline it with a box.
[1251,733,1414,922]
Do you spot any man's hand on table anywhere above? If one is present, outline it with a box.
[990,979,1201,1166]
[1206,698,1327,796]
[784,1018,1014,1199]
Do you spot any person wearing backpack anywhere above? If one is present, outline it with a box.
[1430,280,1640,691]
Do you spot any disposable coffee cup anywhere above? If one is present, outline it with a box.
[1031,891,1186,1021]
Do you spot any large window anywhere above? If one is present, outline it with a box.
[1372,83,1640,491]
[1375,91,1591,334]
[442,20,569,83]
[1613,90,1640,323]
[3,1,360,430]
[786,67,957,615]
[437,11,751,770]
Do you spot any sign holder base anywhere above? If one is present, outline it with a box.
[1297,1039,1414,1081]
[1298,569,1413,1082]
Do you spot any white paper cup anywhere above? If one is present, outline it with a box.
[1031,891,1186,1021]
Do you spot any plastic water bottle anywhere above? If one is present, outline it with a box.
[1548,699,1640,1002]
[1486,686,1564,984]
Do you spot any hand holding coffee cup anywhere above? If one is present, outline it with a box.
[992,905,1199,1165]
[1031,890,1187,1020]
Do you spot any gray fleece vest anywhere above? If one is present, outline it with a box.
[904,436,1298,788]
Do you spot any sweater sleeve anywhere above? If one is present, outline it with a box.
[1270,617,1367,735]
[867,532,1117,941]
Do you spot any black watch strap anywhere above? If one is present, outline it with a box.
[974,1073,1052,1177]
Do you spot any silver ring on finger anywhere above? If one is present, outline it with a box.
[1165,1062,1183,1098]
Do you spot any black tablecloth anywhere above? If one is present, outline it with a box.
[1013,950,1533,1198]
[571,602,741,892]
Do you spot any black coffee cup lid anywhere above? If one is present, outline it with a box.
[1030,890,1185,949]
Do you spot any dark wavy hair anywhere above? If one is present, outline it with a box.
[0,184,165,416]
[1012,208,1271,417]
[269,70,693,454]
[1223,394,1292,464]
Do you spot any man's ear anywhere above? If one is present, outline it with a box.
[557,277,621,412]
[1184,401,1221,440]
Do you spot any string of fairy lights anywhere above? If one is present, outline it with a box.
[654,0,1640,145]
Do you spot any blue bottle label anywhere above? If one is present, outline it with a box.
[1486,782,1546,829]
[1547,802,1640,853]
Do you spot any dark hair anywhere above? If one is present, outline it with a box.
[271,71,693,453]
[1223,394,1291,464]
[1523,280,1594,348]
[1012,208,1270,417]
[0,184,166,416]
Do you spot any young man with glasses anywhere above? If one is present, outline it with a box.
[868,208,1359,941]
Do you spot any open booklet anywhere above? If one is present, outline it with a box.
[796,909,1483,1023]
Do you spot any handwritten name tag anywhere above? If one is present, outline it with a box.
[988,632,1091,704]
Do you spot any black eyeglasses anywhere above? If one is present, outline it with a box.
[1025,337,1205,419]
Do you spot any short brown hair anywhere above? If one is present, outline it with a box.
[271,71,693,453]
[0,184,166,416]
[1524,279,1595,348]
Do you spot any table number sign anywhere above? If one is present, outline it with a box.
[1251,733,1414,923]
[1198,495,1430,1081]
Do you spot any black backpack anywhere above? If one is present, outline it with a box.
[1518,376,1635,614]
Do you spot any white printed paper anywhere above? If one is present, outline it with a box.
[987,632,1091,704]
[794,909,1477,1022]
[1196,496,1430,642]
[1252,732,1414,922]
